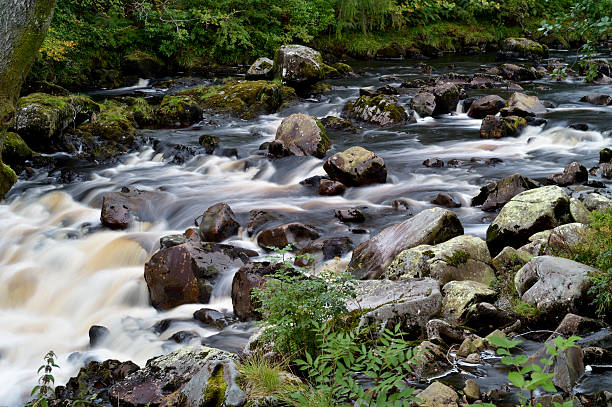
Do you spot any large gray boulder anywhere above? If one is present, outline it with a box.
[472,173,538,211]
[519,223,589,256]
[109,346,245,407]
[323,146,387,186]
[582,193,612,211]
[348,208,464,280]
[500,92,546,117]
[486,186,573,255]
[410,92,436,117]
[515,256,595,322]
[385,235,495,286]
[497,38,549,61]
[347,278,442,337]
[467,95,505,119]
[269,113,330,158]
[347,95,408,126]
[275,44,324,86]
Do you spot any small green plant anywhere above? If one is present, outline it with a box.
[292,323,421,407]
[445,249,469,267]
[238,355,299,399]
[550,67,567,81]
[486,335,581,407]
[252,245,357,358]
[28,351,59,407]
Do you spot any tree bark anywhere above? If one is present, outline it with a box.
[0,0,57,197]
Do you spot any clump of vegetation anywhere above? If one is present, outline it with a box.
[445,249,469,267]
[28,351,59,407]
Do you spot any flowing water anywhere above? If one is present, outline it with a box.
[1,52,611,406]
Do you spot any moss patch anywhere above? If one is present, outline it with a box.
[2,132,33,166]
[0,162,17,199]
[445,249,470,267]
[203,365,227,407]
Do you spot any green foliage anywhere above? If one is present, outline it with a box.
[538,0,612,45]
[487,335,581,406]
[252,245,357,358]
[292,323,421,407]
[28,351,59,407]
[238,355,291,398]
[445,249,469,267]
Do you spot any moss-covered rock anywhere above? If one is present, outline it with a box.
[323,146,387,186]
[432,82,464,114]
[270,113,330,158]
[122,50,164,77]
[274,44,325,87]
[180,80,296,120]
[2,132,33,167]
[347,95,407,126]
[480,114,527,138]
[497,38,549,61]
[246,57,274,80]
[12,93,100,150]
[333,62,354,75]
[0,162,17,199]
[155,95,203,127]
[442,280,497,320]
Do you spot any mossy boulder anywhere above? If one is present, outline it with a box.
[432,82,464,114]
[320,116,358,133]
[274,44,325,87]
[347,95,407,126]
[500,92,546,117]
[12,93,100,150]
[246,57,274,79]
[497,38,549,61]
[486,186,573,255]
[323,146,387,186]
[333,62,354,75]
[499,63,542,81]
[480,114,527,138]
[2,132,33,167]
[442,280,497,320]
[385,235,495,286]
[269,113,330,158]
[0,162,17,199]
[156,95,203,127]
[181,80,296,119]
[122,51,164,77]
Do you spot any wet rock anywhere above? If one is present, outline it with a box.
[376,84,399,95]
[569,123,589,131]
[270,113,330,158]
[170,330,201,344]
[275,44,325,87]
[442,280,496,320]
[294,237,353,267]
[100,187,163,229]
[246,57,274,80]
[122,51,164,77]
[320,116,358,133]
[89,325,110,347]
[583,347,612,365]
[480,114,527,138]
[359,88,377,97]
[462,302,515,336]
[199,134,219,154]
[256,222,320,250]
[486,186,572,255]
[1,132,33,168]
[591,162,612,179]
[497,38,549,61]
[426,319,469,344]
[194,308,229,329]
[516,256,595,322]
[410,92,436,117]
[155,95,203,127]
[580,93,612,106]
[348,207,463,280]
[548,161,588,186]
[109,345,245,407]
[12,93,100,150]
[423,157,444,167]
[432,82,464,114]
[197,203,240,242]
[323,146,387,186]
[570,198,591,224]
[417,381,459,407]
[467,95,506,119]
[458,336,487,357]
[232,262,280,321]
[246,210,278,237]
[500,92,547,117]
[472,173,539,211]
[144,241,256,310]
[499,63,541,81]
[581,193,612,211]
[552,313,606,338]
[447,159,462,167]
[318,179,346,196]
[385,235,495,286]
[464,379,481,402]
[413,341,453,379]
[431,192,461,208]
[334,208,365,223]
[348,278,442,337]
[346,95,408,126]
[600,148,612,164]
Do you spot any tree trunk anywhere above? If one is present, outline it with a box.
[0,0,57,197]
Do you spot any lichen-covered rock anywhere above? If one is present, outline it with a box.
[1,131,32,167]
[570,198,591,224]
[246,57,274,79]
[410,92,436,117]
[198,203,240,242]
[480,114,527,138]
[467,95,505,119]
[347,95,408,126]
[500,92,546,117]
[520,223,589,257]
[515,256,595,322]
[347,278,442,337]
[580,93,612,106]
[256,222,320,250]
[417,381,459,407]
[497,38,549,61]
[275,44,324,87]
[320,116,358,133]
[100,186,164,229]
[472,173,538,211]
[491,246,532,275]
[122,51,164,77]
[155,95,203,127]
[12,93,100,150]
[323,146,387,186]
[385,235,495,286]
[0,162,17,199]
[144,241,256,310]
[486,186,572,255]
[270,113,330,158]
[109,346,245,407]
[348,208,464,280]
[442,280,497,320]
[547,161,588,186]
[432,82,464,114]
[581,193,612,211]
